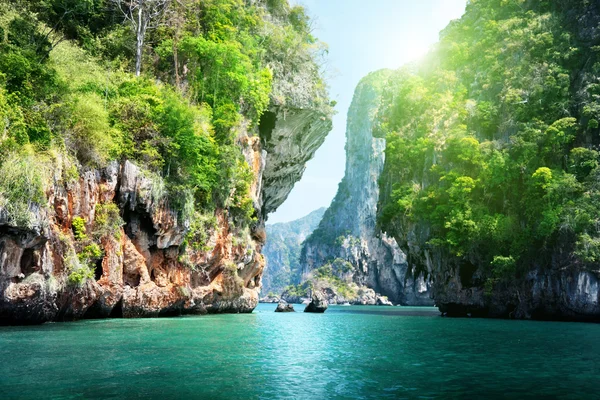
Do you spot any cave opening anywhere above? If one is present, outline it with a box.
[109,299,123,318]
[94,259,103,281]
[459,262,478,288]
[121,201,157,243]
[20,248,36,276]
[258,110,277,146]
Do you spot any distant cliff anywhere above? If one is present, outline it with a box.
[299,70,433,306]
[262,208,325,295]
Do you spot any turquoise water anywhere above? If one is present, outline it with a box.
[1,304,599,399]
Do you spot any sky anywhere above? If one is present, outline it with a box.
[268,0,467,224]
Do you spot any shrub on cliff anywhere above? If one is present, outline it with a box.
[0,151,49,229]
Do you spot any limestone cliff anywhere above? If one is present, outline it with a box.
[299,71,433,306]
[0,110,331,324]
[376,0,600,321]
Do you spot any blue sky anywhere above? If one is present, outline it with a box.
[268,0,467,223]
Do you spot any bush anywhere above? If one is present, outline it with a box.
[78,243,103,263]
[0,151,48,228]
[72,216,87,241]
[283,283,309,298]
[93,202,124,239]
[68,93,116,166]
[64,247,95,286]
[575,234,600,263]
[0,88,28,152]
[68,265,95,286]
[185,211,218,251]
[490,256,516,279]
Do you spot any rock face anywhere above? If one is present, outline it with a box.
[304,291,328,313]
[275,300,295,312]
[300,71,433,306]
[260,108,332,219]
[425,248,600,321]
[262,208,326,295]
[0,107,332,324]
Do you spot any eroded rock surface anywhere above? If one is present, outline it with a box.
[275,301,295,312]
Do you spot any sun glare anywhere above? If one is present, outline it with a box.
[403,40,430,62]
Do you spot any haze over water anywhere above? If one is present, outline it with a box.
[1,304,598,399]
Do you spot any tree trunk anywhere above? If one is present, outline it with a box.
[174,36,180,88]
[135,3,144,77]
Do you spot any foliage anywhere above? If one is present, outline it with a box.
[309,262,357,300]
[67,264,95,285]
[72,216,87,241]
[78,243,103,264]
[68,92,116,165]
[377,0,600,290]
[93,202,124,239]
[184,211,218,251]
[282,282,309,298]
[0,151,48,228]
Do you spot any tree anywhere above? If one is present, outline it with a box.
[112,0,170,76]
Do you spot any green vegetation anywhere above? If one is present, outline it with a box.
[311,262,357,299]
[0,0,328,238]
[67,264,95,286]
[93,203,124,240]
[184,211,218,252]
[282,282,309,298]
[377,0,600,288]
[72,216,87,241]
[78,243,103,264]
[283,258,357,300]
[0,151,48,228]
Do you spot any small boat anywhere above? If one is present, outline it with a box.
[340,302,351,306]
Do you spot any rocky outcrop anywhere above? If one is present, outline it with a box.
[304,291,327,313]
[424,248,600,321]
[0,98,332,324]
[259,107,333,219]
[281,282,392,306]
[275,300,295,312]
[0,159,265,323]
[259,294,280,303]
[262,207,325,295]
[299,71,433,306]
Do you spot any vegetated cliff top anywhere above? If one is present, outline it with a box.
[0,0,332,232]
